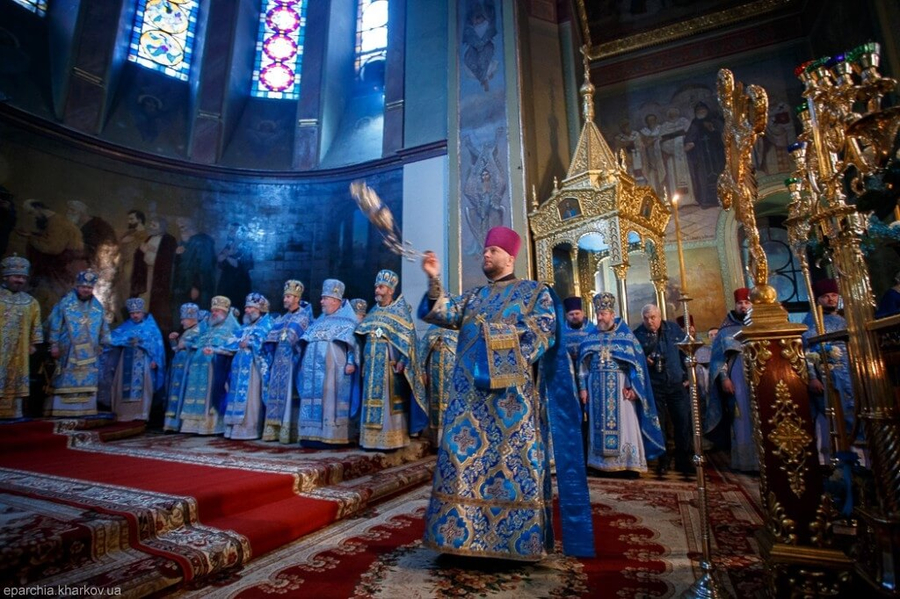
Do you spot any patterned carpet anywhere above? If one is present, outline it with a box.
[176,463,765,599]
[0,420,435,596]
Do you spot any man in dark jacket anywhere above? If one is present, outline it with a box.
[633,303,692,476]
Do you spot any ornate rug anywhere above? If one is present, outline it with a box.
[178,468,766,598]
[0,420,435,595]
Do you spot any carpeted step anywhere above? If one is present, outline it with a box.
[0,420,438,593]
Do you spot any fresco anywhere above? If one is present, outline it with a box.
[623,246,726,333]
[596,44,807,245]
[457,0,513,290]
[0,121,402,335]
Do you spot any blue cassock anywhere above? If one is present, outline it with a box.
[563,319,597,387]
[801,311,855,434]
[163,322,203,430]
[263,303,313,430]
[419,278,594,561]
[106,314,167,399]
[578,318,665,463]
[222,313,274,425]
[47,291,109,398]
[297,300,361,444]
[707,311,758,472]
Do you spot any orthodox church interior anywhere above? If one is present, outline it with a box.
[1,0,899,596]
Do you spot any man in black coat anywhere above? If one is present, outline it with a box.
[633,304,692,476]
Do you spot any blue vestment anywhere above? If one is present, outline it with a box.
[106,314,166,421]
[163,322,203,431]
[222,314,274,439]
[45,291,110,417]
[262,303,313,443]
[418,325,458,442]
[297,300,360,445]
[578,319,665,471]
[179,313,239,434]
[419,278,594,561]
[801,311,856,457]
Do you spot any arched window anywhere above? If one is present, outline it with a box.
[741,216,809,312]
[355,0,388,80]
[128,0,200,81]
[251,0,308,99]
[10,0,47,16]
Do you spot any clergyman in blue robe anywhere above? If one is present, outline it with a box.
[707,287,758,472]
[418,226,594,561]
[45,270,110,417]
[297,279,361,446]
[577,292,665,473]
[262,279,313,443]
[179,296,239,434]
[107,297,166,421]
[802,278,856,463]
[357,270,427,450]
[164,303,203,431]
[221,293,273,440]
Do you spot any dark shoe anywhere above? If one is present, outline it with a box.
[655,462,669,476]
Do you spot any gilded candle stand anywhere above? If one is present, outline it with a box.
[717,68,855,597]
[788,43,900,596]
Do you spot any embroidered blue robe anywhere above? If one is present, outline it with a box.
[707,311,758,471]
[262,303,313,443]
[222,314,273,439]
[45,291,110,417]
[297,300,360,445]
[578,319,665,471]
[179,313,239,434]
[418,325,458,441]
[106,314,166,421]
[419,279,594,561]
[357,295,428,450]
[163,322,203,431]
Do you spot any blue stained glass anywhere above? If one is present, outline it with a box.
[355,0,388,75]
[251,0,307,100]
[10,0,48,16]
[127,0,199,81]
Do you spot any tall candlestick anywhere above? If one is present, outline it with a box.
[671,195,689,296]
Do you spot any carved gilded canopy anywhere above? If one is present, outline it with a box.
[528,50,670,318]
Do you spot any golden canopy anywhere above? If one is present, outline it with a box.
[528,52,671,323]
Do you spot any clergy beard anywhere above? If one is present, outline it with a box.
[822,306,836,315]
[482,263,505,280]
[567,320,583,329]
[243,312,260,325]
[209,313,225,326]
[598,321,615,332]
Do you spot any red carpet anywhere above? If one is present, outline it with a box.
[0,421,339,556]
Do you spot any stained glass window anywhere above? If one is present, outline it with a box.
[355,0,388,76]
[10,0,48,16]
[251,0,308,100]
[128,0,199,81]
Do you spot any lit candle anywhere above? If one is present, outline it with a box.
[671,194,689,296]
